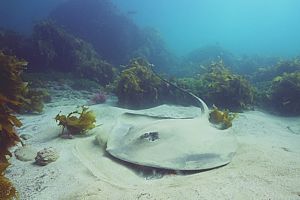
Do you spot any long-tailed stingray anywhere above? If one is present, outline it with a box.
[106,91,237,171]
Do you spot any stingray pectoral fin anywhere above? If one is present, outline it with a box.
[106,113,237,171]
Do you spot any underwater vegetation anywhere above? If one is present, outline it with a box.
[175,45,235,77]
[209,106,237,130]
[32,21,116,86]
[0,52,26,199]
[49,0,175,71]
[251,57,300,115]
[232,55,279,77]
[177,60,254,111]
[20,89,51,114]
[270,72,300,115]
[0,96,20,199]
[49,0,141,65]
[251,57,300,83]
[174,45,280,78]
[115,58,167,108]
[55,106,97,136]
[0,52,28,104]
[0,162,17,200]
[0,51,47,114]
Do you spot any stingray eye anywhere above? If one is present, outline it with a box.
[139,131,159,142]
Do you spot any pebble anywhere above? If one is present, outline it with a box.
[35,147,59,166]
[14,146,37,161]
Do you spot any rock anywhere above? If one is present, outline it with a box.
[20,134,33,140]
[14,146,37,161]
[35,147,59,166]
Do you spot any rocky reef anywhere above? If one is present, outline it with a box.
[177,60,254,111]
[251,57,300,115]
[49,0,176,71]
[31,21,116,86]
[115,58,169,108]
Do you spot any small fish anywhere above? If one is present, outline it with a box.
[282,100,291,105]
[199,65,207,70]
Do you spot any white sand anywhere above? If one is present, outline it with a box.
[6,98,300,200]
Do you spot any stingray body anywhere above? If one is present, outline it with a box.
[106,95,237,171]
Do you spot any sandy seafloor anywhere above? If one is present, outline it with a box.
[6,85,300,200]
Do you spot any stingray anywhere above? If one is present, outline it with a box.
[106,92,237,171]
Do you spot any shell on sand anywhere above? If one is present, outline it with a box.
[106,105,237,171]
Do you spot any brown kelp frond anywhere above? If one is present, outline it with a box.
[55,106,97,136]
[20,89,51,114]
[209,105,237,130]
[0,52,28,102]
[176,60,254,111]
[0,53,24,161]
[0,162,17,200]
[0,52,24,199]
[270,72,300,115]
[115,58,163,107]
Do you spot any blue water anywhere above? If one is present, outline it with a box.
[0,0,64,35]
[112,0,300,57]
[0,0,300,57]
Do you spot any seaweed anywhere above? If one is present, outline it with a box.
[250,57,300,114]
[0,53,25,161]
[177,45,236,77]
[209,105,236,130]
[20,89,51,114]
[32,21,116,85]
[270,72,300,115]
[55,106,97,136]
[176,60,254,111]
[0,95,22,162]
[0,52,28,102]
[115,58,165,108]
[250,57,300,83]
[0,52,25,199]
[0,162,17,200]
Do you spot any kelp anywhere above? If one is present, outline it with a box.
[0,52,28,102]
[270,72,300,115]
[176,60,254,111]
[0,162,17,200]
[251,57,300,114]
[50,0,178,72]
[209,105,237,130]
[55,106,97,136]
[0,52,47,114]
[0,95,22,162]
[0,52,25,199]
[251,57,300,83]
[32,21,116,86]
[0,53,25,160]
[20,89,51,114]
[176,45,236,77]
[115,58,165,108]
